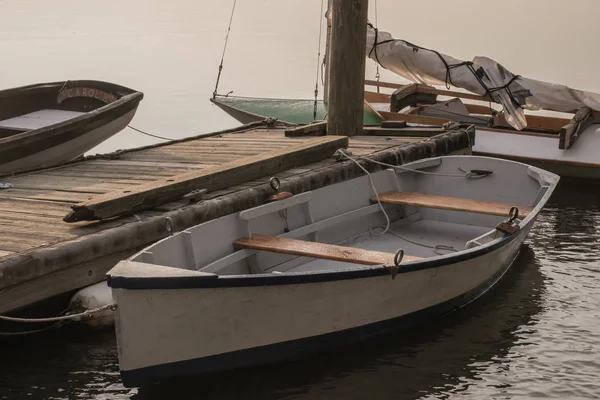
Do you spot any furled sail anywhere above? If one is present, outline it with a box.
[366,24,600,130]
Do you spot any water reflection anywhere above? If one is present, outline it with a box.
[529,181,600,266]
[134,246,545,400]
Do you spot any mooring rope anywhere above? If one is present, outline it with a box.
[128,125,175,141]
[213,0,238,99]
[0,304,116,324]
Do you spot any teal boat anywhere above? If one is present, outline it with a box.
[211,95,383,126]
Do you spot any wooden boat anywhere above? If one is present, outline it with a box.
[364,80,600,180]
[107,155,558,387]
[0,80,143,176]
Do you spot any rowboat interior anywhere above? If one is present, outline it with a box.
[130,156,556,277]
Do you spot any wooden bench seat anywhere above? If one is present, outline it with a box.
[234,234,421,266]
[372,192,532,218]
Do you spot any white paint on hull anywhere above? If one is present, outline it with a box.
[114,224,529,372]
[0,109,136,176]
[472,125,600,178]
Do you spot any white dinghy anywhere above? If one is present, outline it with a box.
[107,155,559,387]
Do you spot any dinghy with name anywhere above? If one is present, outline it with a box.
[0,80,143,176]
[107,155,558,387]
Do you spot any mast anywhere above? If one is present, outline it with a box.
[327,0,368,137]
[322,0,332,103]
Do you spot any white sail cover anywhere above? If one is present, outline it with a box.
[366,25,600,130]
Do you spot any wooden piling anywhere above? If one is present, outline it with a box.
[327,0,369,137]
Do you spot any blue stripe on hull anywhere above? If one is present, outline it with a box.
[120,252,517,388]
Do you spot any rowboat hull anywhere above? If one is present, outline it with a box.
[0,109,137,176]
[0,80,143,177]
[108,156,558,387]
[113,224,529,387]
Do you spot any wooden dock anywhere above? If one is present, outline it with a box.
[0,122,473,314]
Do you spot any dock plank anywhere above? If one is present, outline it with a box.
[65,136,349,222]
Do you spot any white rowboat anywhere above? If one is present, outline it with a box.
[107,155,559,387]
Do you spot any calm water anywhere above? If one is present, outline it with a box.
[1,1,600,399]
[1,183,599,399]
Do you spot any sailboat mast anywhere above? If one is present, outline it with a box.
[322,0,332,103]
[327,0,368,137]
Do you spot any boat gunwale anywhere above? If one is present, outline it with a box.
[108,160,559,291]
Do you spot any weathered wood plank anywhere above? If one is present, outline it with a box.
[362,127,445,137]
[379,111,451,126]
[365,80,489,102]
[285,122,327,137]
[83,160,214,169]
[559,107,596,149]
[0,188,92,203]
[0,250,14,259]
[64,136,349,222]
[234,234,420,265]
[375,192,532,218]
[364,90,391,104]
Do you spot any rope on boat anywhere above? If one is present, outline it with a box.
[0,304,116,324]
[333,148,493,255]
[333,135,492,179]
[213,0,238,99]
[313,0,326,121]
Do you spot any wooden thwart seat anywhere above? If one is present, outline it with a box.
[234,234,421,266]
[373,192,533,218]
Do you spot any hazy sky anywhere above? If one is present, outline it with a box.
[0,0,597,151]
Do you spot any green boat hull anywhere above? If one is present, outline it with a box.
[211,95,382,126]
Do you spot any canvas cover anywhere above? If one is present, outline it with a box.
[366,24,600,130]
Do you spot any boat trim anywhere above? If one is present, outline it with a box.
[474,151,600,168]
[108,228,519,290]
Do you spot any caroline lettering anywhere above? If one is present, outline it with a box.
[57,87,118,104]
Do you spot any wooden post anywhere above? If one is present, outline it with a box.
[327,0,368,137]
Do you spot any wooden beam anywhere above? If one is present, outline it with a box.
[390,84,442,113]
[364,91,391,104]
[234,234,421,265]
[373,191,533,218]
[365,80,490,102]
[379,111,452,127]
[559,106,596,149]
[63,136,349,222]
[362,126,445,137]
[327,0,368,137]
[493,113,569,133]
[284,122,327,137]
[464,103,495,115]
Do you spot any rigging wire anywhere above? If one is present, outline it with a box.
[313,0,326,122]
[373,0,381,92]
[213,0,238,99]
